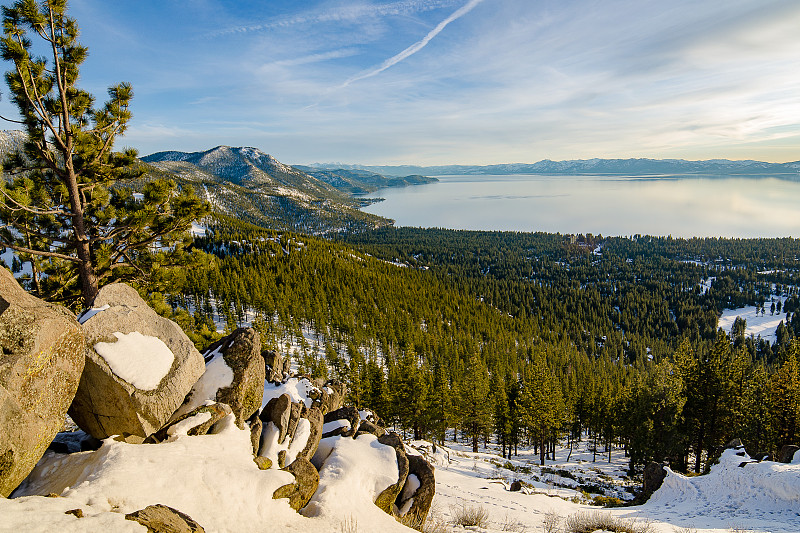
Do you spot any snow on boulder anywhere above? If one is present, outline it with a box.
[322,406,360,439]
[258,394,323,468]
[304,433,401,524]
[262,376,320,409]
[0,267,85,497]
[174,328,265,428]
[68,283,205,441]
[374,433,410,514]
[395,454,436,529]
[10,416,307,532]
[642,446,800,530]
[147,402,232,443]
[93,331,174,391]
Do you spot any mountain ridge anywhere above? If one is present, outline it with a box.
[303,157,800,177]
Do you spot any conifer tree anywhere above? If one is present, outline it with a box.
[0,0,208,307]
[769,340,800,450]
[457,353,492,452]
[518,356,564,465]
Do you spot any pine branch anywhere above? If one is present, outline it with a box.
[0,238,78,262]
[0,187,70,216]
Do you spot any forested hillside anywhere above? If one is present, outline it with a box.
[160,219,800,476]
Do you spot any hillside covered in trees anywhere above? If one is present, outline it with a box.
[151,218,800,476]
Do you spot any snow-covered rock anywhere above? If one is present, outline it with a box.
[174,328,264,428]
[68,283,205,441]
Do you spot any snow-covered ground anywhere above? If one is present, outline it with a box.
[4,418,799,532]
[718,297,787,342]
[427,437,800,533]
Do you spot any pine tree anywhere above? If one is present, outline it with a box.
[457,353,492,452]
[0,0,208,307]
[518,355,564,465]
[769,340,800,450]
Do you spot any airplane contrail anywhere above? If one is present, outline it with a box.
[339,0,486,88]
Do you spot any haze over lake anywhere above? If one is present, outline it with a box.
[361,174,800,238]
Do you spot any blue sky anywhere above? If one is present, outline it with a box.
[1,0,798,165]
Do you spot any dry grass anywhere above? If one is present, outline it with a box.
[497,513,527,532]
[541,510,561,533]
[450,503,491,528]
[339,515,358,533]
[565,511,655,533]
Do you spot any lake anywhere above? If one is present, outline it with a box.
[360,174,800,238]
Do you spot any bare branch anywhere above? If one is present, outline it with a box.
[0,114,25,124]
[0,239,78,262]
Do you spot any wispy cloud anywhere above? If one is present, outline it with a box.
[211,0,460,37]
[338,0,485,87]
[266,48,360,68]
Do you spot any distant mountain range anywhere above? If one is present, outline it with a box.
[140,146,441,234]
[304,158,800,177]
[3,129,798,234]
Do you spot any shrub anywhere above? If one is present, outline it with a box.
[450,503,490,528]
[565,511,654,533]
[591,495,624,507]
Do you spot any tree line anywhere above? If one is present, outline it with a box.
[156,220,800,475]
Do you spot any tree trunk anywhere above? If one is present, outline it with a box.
[539,437,546,466]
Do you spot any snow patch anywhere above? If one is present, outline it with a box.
[93,332,174,390]
[303,434,400,524]
[171,349,233,420]
[262,377,320,409]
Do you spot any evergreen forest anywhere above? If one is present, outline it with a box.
[142,217,800,476]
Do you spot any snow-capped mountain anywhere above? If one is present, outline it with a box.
[307,158,800,177]
[143,146,345,201]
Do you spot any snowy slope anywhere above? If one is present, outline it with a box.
[4,416,415,533]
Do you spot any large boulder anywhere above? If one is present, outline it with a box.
[68,283,205,441]
[258,395,323,468]
[146,403,232,443]
[125,504,205,532]
[0,268,85,497]
[374,433,410,514]
[262,349,286,383]
[778,444,799,463]
[639,462,667,503]
[396,454,436,529]
[322,405,360,439]
[175,328,265,428]
[272,456,320,511]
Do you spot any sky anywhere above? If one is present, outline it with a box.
[1,0,799,165]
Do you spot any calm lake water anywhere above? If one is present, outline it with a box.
[361,174,800,238]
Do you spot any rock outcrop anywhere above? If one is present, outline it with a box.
[262,349,289,383]
[272,456,320,511]
[176,328,265,428]
[374,433,410,514]
[778,444,799,463]
[639,462,667,503]
[258,394,323,468]
[396,454,436,528]
[0,268,85,497]
[125,504,205,532]
[68,283,205,441]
